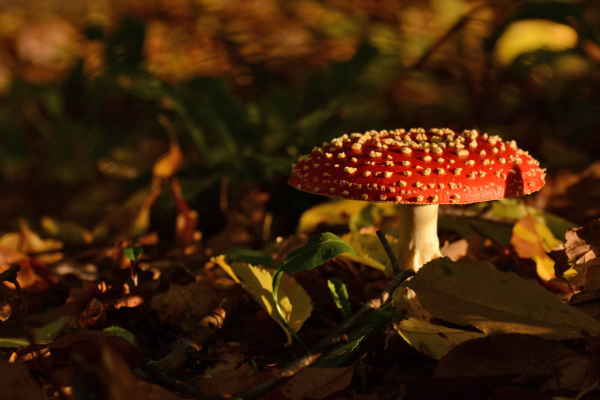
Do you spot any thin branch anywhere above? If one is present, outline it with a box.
[145,362,220,400]
[410,4,486,70]
[376,230,401,275]
[236,268,415,400]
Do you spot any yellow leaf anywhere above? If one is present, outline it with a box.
[297,200,367,235]
[395,318,485,360]
[340,232,395,274]
[153,143,182,179]
[495,19,578,65]
[511,215,562,281]
[213,255,313,345]
[406,258,600,339]
[0,222,63,264]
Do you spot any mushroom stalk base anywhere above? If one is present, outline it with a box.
[395,204,442,272]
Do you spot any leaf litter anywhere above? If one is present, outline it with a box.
[3,154,600,399]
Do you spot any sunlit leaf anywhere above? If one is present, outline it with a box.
[327,278,352,321]
[297,200,368,235]
[124,246,143,261]
[405,257,600,339]
[395,317,486,360]
[511,215,563,281]
[213,255,313,346]
[340,232,395,273]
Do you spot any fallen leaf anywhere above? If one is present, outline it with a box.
[297,200,368,235]
[280,366,355,400]
[511,215,562,281]
[537,354,598,394]
[196,363,278,397]
[66,280,102,316]
[150,280,221,332]
[340,232,395,274]
[551,218,600,290]
[433,334,577,379]
[80,343,188,400]
[405,257,600,339]
[395,317,486,360]
[213,255,313,345]
[0,301,11,321]
[440,239,468,261]
[48,330,138,368]
[488,198,576,240]
[0,360,46,400]
[297,199,396,235]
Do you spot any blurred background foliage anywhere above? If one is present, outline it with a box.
[0,0,599,242]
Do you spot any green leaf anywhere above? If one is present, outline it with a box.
[0,338,31,348]
[103,326,136,346]
[32,315,72,342]
[124,246,143,261]
[272,233,357,346]
[328,278,352,321]
[224,248,276,267]
[313,303,402,368]
[278,233,357,276]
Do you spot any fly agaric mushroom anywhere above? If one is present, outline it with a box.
[289,128,546,271]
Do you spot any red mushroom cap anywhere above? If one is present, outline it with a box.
[288,128,546,204]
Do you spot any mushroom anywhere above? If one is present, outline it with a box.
[288,128,546,271]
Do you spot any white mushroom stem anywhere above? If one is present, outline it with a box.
[396,204,442,272]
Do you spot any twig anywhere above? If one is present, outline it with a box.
[152,306,227,375]
[410,4,486,70]
[376,230,401,275]
[235,268,415,400]
[145,362,221,400]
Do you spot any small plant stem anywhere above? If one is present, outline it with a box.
[376,230,401,275]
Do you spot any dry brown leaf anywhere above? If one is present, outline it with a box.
[0,300,12,321]
[91,343,190,400]
[48,330,138,369]
[440,239,468,261]
[434,334,577,379]
[537,355,599,394]
[150,279,221,332]
[551,219,600,290]
[196,363,279,397]
[0,360,46,400]
[280,366,355,400]
[0,223,62,290]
